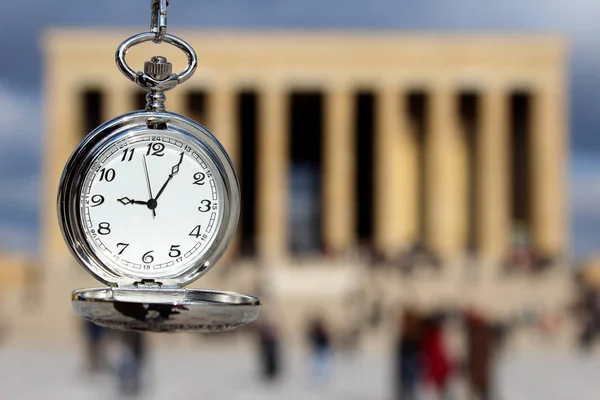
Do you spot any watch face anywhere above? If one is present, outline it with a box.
[79,129,226,280]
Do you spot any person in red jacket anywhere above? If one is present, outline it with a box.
[421,313,452,399]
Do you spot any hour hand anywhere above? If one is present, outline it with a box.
[118,197,147,205]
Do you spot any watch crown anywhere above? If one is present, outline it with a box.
[144,56,172,80]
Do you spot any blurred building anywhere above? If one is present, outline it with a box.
[32,30,572,343]
[0,254,30,288]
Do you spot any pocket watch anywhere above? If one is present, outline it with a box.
[57,2,260,333]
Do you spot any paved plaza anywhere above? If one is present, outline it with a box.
[2,344,600,400]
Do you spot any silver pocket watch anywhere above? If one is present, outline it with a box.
[57,1,260,333]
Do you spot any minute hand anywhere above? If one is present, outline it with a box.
[155,152,184,201]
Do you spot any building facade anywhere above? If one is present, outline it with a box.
[43,30,568,263]
[35,30,571,341]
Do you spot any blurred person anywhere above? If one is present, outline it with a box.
[338,289,365,353]
[502,225,555,274]
[0,314,6,346]
[117,331,147,397]
[256,318,281,381]
[538,310,562,338]
[421,313,452,399]
[397,241,441,275]
[465,310,496,400]
[372,299,384,328]
[83,320,109,374]
[574,285,600,350]
[503,244,554,274]
[307,316,332,382]
[394,307,422,400]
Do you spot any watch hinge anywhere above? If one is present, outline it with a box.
[146,118,168,130]
[133,279,163,288]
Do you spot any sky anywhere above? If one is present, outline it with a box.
[0,0,599,257]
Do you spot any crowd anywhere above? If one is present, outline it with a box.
[394,308,505,400]
[78,300,573,399]
[253,307,508,400]
[361,240,557,276]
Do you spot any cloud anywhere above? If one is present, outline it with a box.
[0,178,39,214]
[571,182,600,218]
[571,186,600,218]
[0,82,41,153]
[0,224,37,254]
[0,82,41,253]
[570,152,600,257]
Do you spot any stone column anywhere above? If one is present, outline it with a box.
[209,86,239,259]
[427,86,465,256]
[105,80,134,119]
[375,87,418,258]
[210,86,238,166]
[478,87,510,260]
[323,85,354,256]
[257,86,288,261]
[43,67,80,264]
[531,81,566,257]
[165,88,187,116]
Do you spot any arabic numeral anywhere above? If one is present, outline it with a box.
[90,194,104,207]
[121,148,135,162]
[169,245,181,258]
[98,222,111,235]
[142,251,154,263]
[99,168,115,182]
[198,200,211,212]
[146,142,165,157]
[189,225,202,238]
[193,172,206,185]
[116,243,129,255]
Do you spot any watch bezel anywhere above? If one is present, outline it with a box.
[57,111,240,288]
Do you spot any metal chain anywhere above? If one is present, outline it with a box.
[151,0,169,43]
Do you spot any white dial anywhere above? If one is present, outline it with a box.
[79,130,224,279]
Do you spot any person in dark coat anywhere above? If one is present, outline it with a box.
[257,319,281,381]
[465,310,495,400]
[117,331,147,396]
[394,308,423,400]
[83,320,108,373]
[307,316,332,381]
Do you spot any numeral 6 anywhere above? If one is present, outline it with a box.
[142,250,154,263]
